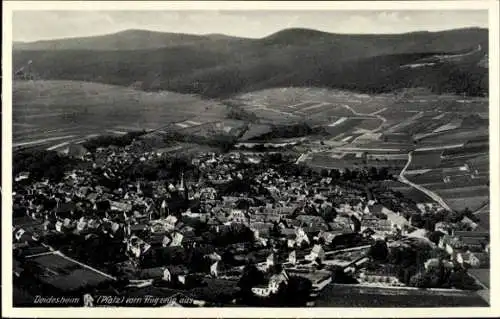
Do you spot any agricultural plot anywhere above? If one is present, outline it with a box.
[238,124,273,141]
[392,113,447,136]
[407,151,443,170]
[416,128,487,146]
[384,182,434,203]
[421,177,489,190]
[355,118,384,131]
[435,185,489,199]
[382,111,424,133]
[27,252,113,292]
[407,170,444,184]
[445,196,489,212]
[13,80,228,149]
[324,118,364,136]
[433,119,463,133]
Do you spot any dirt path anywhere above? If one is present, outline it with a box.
[399,151,452,211]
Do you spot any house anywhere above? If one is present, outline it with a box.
[13,228,38,244]
[295,215,327,229]
[360,217,392,238]
[357,268,403,287]
[170,232,184,247]
[110,201,132,212]
[382,209,409,230]
[288,251,297,265]
[439,235,465,255]
[250,222,273,239]
[227,209,248,225]
[305,244,325,262]
[456,252,489,268]
[251,269,289,297]
[424,258,454,271]
[363,204,384,216]
[460,216,479,230]
[210,261,220,278]
[440,231,489,255]
[295,227,310,247]
[266,253,277,269]
[435,222,453,235]
[332,216,353,229]
[138,267,167,280]
[126,235,152,259]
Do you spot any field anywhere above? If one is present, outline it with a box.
[13,80,229,150]
[315,284,488,307]
[380,180,437,203]
[232,88,391,127]
[406,146,489,211]
[305,150,407,173]
[27,252,114,292]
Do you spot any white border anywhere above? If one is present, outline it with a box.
[2,1,499,318]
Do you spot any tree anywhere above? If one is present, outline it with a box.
[409,272,430,288]
[320,169,330,178]
[447,269,479,290]
[274,275,312,306]
[410,213,424,228]
[428,231,445,245]
[369,240,389,261]
[238,264,265,292]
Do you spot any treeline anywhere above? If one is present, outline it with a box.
[13,149,79,182]
[368,241,481,290]
[250,122,326,141]
[226,105,259,123]
[82,131,147,152]
[238,264,313,307]
[161,131,238,152]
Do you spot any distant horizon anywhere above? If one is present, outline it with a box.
[12,26,489,44]
[13,10,488,42]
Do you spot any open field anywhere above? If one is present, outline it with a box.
[13,80,229,149]
[26,251,114,292]
[315,284,488,307]
[445,196,489,212]
[233,88,391,126]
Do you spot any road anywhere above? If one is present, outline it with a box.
[398,151,452,211]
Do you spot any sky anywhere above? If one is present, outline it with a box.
[12,10,488,42]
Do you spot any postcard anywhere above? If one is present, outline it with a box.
[2,1,499,317]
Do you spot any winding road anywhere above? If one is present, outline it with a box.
[398,151,452,211]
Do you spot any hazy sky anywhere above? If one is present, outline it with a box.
[13,10,488,42]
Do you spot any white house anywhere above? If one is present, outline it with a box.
[251,270,289,297]
[163,268,171,282]
[295,227,310,246]
[288,251,297,265]
[305,244,325,262]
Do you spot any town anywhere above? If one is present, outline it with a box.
[12,132,489,307]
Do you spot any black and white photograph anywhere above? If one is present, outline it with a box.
[3,1,499,315]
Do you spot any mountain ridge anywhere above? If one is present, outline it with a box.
[13,27,488,97]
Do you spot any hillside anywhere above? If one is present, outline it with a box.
[13,29,245,51]
[13,27,489,97]
[13,80,229,144]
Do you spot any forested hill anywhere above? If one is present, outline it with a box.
[13,27,488,97]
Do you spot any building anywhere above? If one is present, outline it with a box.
[357,268,403,287]
[456,252,489,268]
[251,269,289,297]
[227,209,249,225]
[305,244,325,262]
